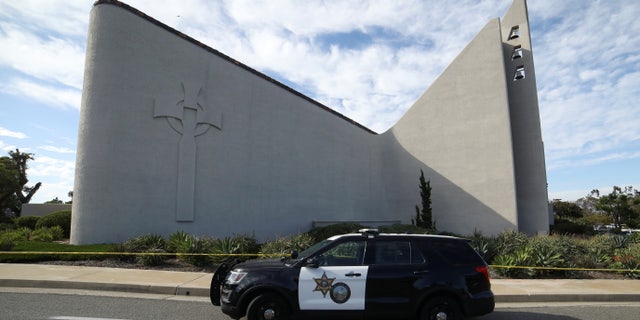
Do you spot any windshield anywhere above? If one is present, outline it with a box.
[287,239,333,264]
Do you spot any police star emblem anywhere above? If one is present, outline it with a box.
[313,272,336,297]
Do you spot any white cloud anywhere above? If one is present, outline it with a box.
[29,156,75,178]
[0,78,81,110]
[531,0,640,171]
[548,151,640,171]
[27,155,75,203]
[549,183,640,202]
[39,145,76,154]
[0,127,27,139]
[0,141,17,153]
[0,1,88,111]
[29,179,74,204]
[0,23,86,90]
[0,0,90,38]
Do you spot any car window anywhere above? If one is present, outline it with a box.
[318,240,366,266]
[430,240,482,265]
[298,239,333,260]
[374,240,425,265]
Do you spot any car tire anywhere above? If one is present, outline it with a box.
[420,296,462,320]
[246,293,290,320]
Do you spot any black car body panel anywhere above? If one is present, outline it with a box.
[211,230,494,320]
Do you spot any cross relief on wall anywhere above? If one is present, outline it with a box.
[153,82,222,222]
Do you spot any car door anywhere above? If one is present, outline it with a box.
[298,239,368,311]
[364,238,428,319]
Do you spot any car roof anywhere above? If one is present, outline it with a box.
[328,231,465,241]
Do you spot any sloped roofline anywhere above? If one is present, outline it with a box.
[93,0,376,134]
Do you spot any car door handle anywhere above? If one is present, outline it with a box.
[413,270,430,275]
[345,272,362,277]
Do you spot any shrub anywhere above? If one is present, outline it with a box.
[1,227,31,242]
[123,234,168,266]
[493,245,535,278]
[610,235,630,249]
[14,216,40,230]
[378,224,428,234]
[232,234,261,254]
[211,234,260,256]
[629,232,640,244]
[260,233,315,258]
[467,230,498,263]
[35,210,71,238]
[124,234,167,251]
[495,230,528,255]
[167,231,191,253]
[571,235,611,269]
[213,236,240,255]
[551,219,595,235]
[492,233,567,278]
[610,244,640,279]
[528,236,567,277]
[30,226,65,242]
[0,234,14,251]
[168,232,220,266]
[306,223,366,242]
[30,228,54,242]
[0,223,15,232]
[179,235,215,266]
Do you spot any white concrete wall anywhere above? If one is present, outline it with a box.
[387,18,520,236]
[71,0,548,244]
[72,3,391,244]
[501,0,550,235]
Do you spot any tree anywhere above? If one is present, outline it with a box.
[45,197,64,204]
[412,169,434,230]
[594,186,639,229]
[0,157,20,220]
[551,199,584,220]
[576,189,600,215]
[0,149,42,216]
[0,157,19,201]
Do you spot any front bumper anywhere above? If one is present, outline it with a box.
[221,302,243,319]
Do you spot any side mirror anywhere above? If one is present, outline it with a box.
[290,250,299,259]
[304,257,319,268]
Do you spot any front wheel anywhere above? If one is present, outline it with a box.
[246,293,290,320]
[420,296,462,320]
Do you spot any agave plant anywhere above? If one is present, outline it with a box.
[468,230,498,263]
[123,234,168,266]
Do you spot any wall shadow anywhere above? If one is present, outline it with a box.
[380,131,519,236]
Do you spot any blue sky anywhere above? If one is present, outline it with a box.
[0,0,638,204]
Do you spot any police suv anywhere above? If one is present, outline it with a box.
[210,229,494,320]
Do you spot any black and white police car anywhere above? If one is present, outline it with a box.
[210,229,494,320]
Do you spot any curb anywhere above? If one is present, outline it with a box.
[0,279,207,297]
[494,294,640,303]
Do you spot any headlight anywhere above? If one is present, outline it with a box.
[225,270,247,285]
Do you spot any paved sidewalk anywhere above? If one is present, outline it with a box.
[1,263,639,303]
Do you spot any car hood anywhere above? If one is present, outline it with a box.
[233,258,288,271]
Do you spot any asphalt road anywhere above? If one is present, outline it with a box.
[2,289,640,320]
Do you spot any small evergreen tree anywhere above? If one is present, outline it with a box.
[412,169,434,230]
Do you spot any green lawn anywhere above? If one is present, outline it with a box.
[1,241,119,263]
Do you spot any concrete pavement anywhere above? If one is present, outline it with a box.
[1,263,639,303]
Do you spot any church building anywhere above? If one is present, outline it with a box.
[71,0,549,244]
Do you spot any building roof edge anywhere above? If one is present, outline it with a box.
[92,0,377,134]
